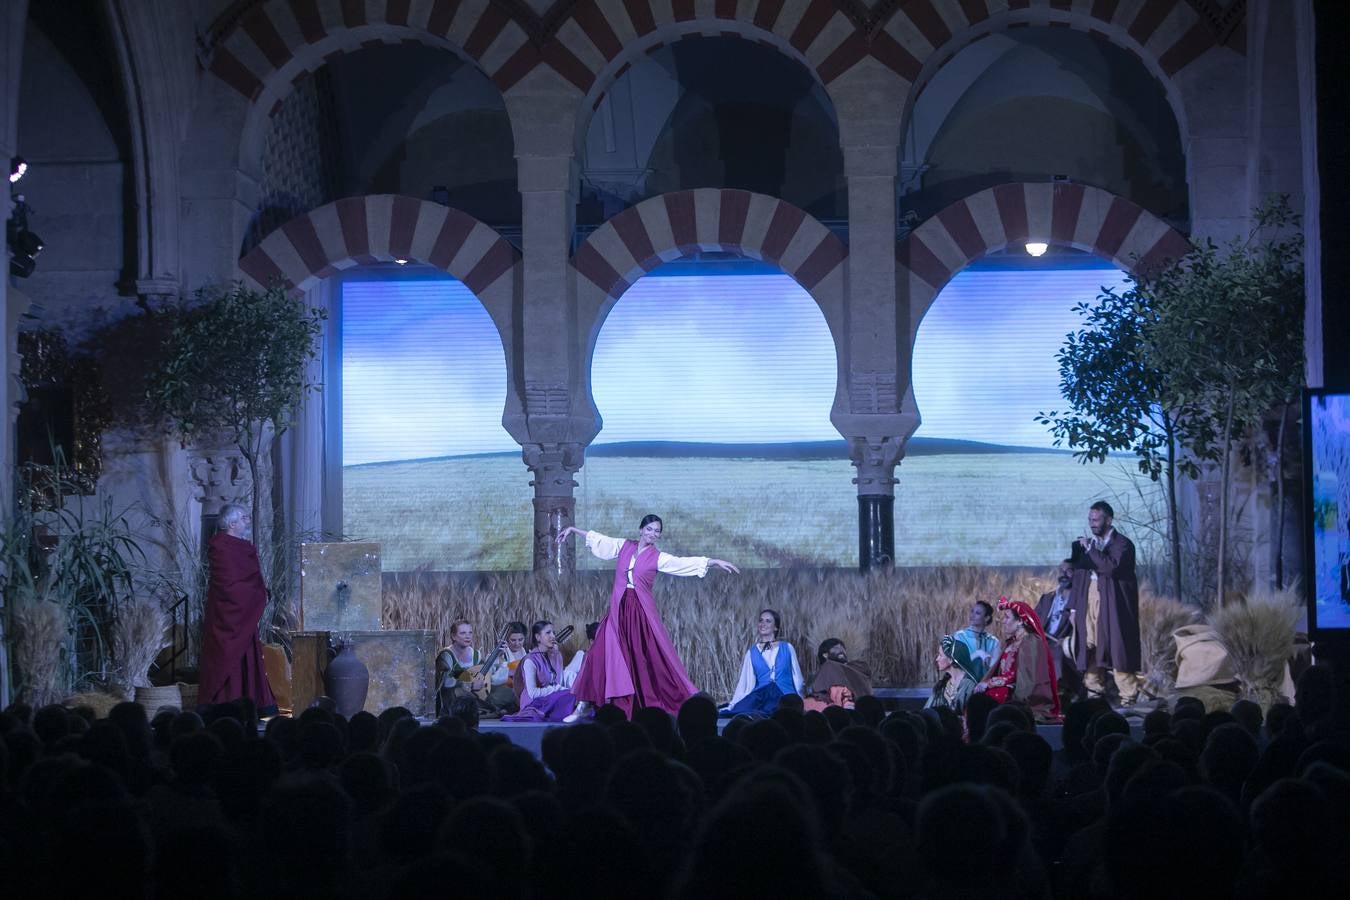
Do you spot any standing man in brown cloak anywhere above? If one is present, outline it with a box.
[1069,500,1142,705]
[199,503,278,715]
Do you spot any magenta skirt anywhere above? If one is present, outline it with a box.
[572,588,696,718]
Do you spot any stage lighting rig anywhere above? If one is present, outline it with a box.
[9,156,26,183]
[8,194,44,278]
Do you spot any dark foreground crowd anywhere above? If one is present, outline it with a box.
[0,665,1348,900]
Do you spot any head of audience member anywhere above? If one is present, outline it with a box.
[1265,702,1295,740]
[969,600,994,632]
[447,695,480,732]
[595,703,626,727]
[1295,664,1336,731]
[1142,707,1171,738]
[633,707,681,756]
[1229,698,1263,739]
[1172,695,1205,722]
[854,694,883,727]
[770,706,805,742]
[1200,722,1258,801]
[777,693,805,713]
[1062,698,1111,763]
[737,717,790,763]
[676,694,718,746]
[1003,731,1052,799]
[965,691,997,743]
[917,784,1008,888]
[675,775,830,900]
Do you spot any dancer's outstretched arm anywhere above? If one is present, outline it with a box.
[557,525,623,560]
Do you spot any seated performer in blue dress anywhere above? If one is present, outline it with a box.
[502,621,578,722]
[721,609,804,716]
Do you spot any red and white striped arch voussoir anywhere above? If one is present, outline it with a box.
[209,1,1222,110]
[873,0,1218,85]
[572,189,847,300]
[210,0,868,103]
[238,195,519,296]
[897,182,1190,308]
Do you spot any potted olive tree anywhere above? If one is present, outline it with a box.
[145,282,325,639]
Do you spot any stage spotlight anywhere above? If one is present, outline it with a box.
[9,156,26,184]
[1025,241,1048,257]
[394,258,408,265]
[7,196,44,278]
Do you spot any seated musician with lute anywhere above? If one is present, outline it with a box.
[436,619,520,717]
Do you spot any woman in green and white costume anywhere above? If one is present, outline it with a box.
[926,634,979,713]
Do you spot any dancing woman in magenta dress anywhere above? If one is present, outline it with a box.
[557,514,740,719]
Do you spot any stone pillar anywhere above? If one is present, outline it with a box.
[851,437,904,570]
[525,442,583,575]
[504,71,597,574]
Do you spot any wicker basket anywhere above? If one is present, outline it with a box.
[177,682,199,711]
[134,684,182,714]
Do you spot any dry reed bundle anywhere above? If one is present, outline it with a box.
[112,595,171,695]
[1138,590,1198,699]
[381,565,1114,698]
[62,691,123,718]
[1208,585,1300,709]
[13,599,67,706]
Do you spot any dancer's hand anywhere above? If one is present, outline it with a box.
[709,559,740,574]
[974,681,988,693]
[556,525,585,545]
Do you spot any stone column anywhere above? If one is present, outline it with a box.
[829,60,913,569]
[504,71,597,575]
[851,436,905,570]
[524,442,583,575]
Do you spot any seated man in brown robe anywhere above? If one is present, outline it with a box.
[802,638,873,711]
[199,503,278,716]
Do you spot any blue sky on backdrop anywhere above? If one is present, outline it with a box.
[341,261,1129,466]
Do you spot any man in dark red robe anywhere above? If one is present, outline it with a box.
[199,503,277,715]
[1069,500,1142,705]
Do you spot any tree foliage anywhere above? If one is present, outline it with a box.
[146,283,326,449]
[1039,197,1304,606]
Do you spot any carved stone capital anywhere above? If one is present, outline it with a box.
[187,450,250,513]
[523,441,583,498]
[849,436,905,496]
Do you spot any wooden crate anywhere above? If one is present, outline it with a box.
[290,629,436,717]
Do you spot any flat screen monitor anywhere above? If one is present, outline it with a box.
[1304,387,1350,637]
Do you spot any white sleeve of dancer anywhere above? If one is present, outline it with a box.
[522,659,563,698]
[585,531,624,561]
[656,552,710,578]
[788,644,805,695]
[562,650,584,687]
[728,649,755,707]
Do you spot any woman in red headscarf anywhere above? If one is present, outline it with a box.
[976,596,1062,722]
